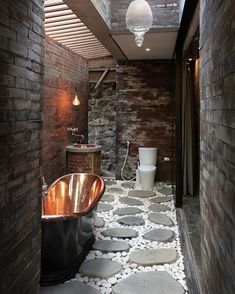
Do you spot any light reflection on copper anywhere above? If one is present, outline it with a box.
[42,173,105,221]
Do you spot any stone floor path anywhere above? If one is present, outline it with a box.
[41,181,188,294]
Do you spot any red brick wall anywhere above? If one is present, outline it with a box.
[0,0,44,292]
[200,0,235,293]
[42,36,89,185]
[67,151,101,175]
[116,61,175,182]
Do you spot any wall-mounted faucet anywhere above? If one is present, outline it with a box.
[67,128,84,144]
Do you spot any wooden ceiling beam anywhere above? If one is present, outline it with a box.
[44,4,68,13]
[45,9,73,19]
[44,0,64,7]
[48,29,90,38]
[45,14,77,24]
[45,26,87,34]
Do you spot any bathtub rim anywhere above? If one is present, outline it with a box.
[41,172,105,222]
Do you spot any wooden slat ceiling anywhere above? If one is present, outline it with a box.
[44,0,111,60]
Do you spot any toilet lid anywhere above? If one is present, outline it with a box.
[138,165,156,172]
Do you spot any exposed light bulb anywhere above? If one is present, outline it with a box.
[126,0,153,47]
[72,93,80,106]
[145,48,150,51]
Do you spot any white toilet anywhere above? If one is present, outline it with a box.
[137,147,157,190]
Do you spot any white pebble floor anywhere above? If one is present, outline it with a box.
[72,181,188,294]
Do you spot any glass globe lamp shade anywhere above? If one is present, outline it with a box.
[126,0,153,47]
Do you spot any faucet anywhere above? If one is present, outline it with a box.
[42,177,48,197]
[67,128,84,144]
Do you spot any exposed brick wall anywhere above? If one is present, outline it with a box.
[111,0,179,30]
[91,0,111,29]
[116,61,175,182]
[0,0,44,292]
[67,151,101,175]
[43,36,88,185]
[200,0,235,293]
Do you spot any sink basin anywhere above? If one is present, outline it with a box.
[66,144,102,153]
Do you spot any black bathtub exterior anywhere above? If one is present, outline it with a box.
[40,210,95,286]
[40,173,105,286]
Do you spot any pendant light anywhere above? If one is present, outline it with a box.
[126,0,153,47]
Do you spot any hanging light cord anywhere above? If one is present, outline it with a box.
[120,141,136,181]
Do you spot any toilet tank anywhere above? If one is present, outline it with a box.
[139,147,157,165]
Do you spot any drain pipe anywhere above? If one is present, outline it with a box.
[120,141,136,181]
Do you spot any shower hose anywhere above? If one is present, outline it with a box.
[120,141,136,182]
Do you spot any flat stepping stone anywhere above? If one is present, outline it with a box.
[93,240,130,252]
[158,186,172,195]
[106,187,124,194]
[128,189,156,198]
[40,280,100,294]
[129,248,178,266]
[149,203,171,212]
[112,271,184,294]
[113,207,143,216]
[94,216,105,228]
[105,180,117,186]
[80,259,122,279]
[143,229,175,242]
[121,181,135,189]
[119,197,143,206]
[97,203,113,212]
[149,196,173,203]
[101,193,114,203]
[101,228,138,238]
[117,216,145,226]
[149,212,174,226]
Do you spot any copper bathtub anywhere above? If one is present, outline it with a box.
[40,173,105,286]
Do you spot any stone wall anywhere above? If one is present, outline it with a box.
[88,82,116,177]
[200,0,235,293]
[116,61,175,182]
[111,0,179,30]
[0,0,44,292]
[91,0,111,29]
[88,57,117,178]
[43,36,88,185]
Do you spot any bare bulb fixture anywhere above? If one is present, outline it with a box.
[126,0,153,47]
[72,92,80,106]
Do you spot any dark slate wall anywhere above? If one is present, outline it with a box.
[88,82,117,177]
[88,56,117,178]
[111,0,179,30]
[0,0,44,292]
[116,60,175,182]
[43,36,88,185]
[200,0,235,293]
